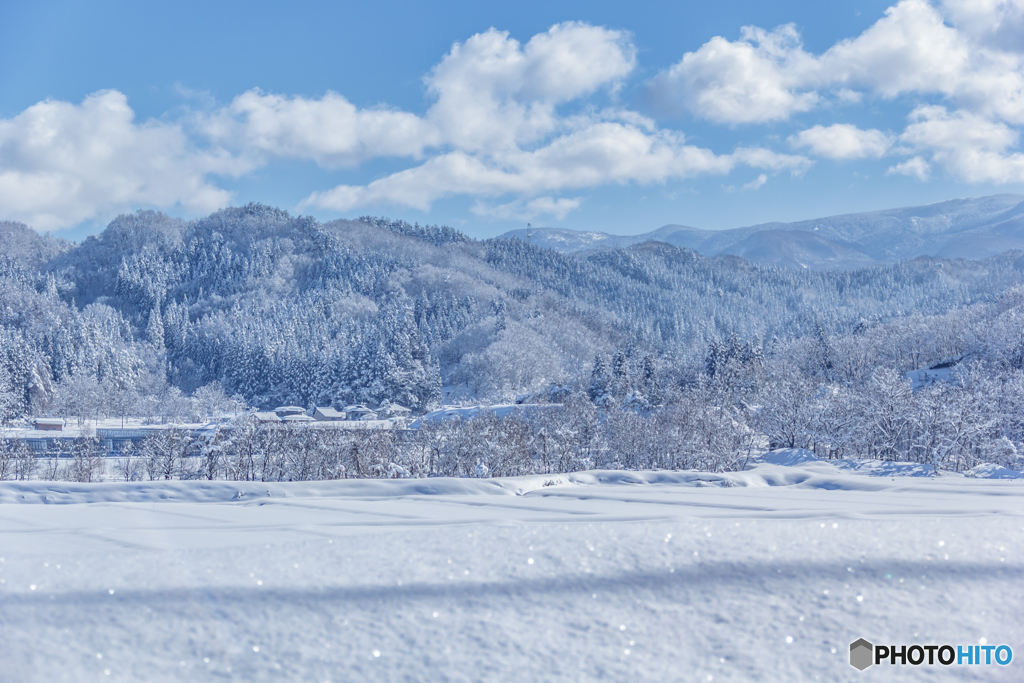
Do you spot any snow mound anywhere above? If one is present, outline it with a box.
[5,457,1022,507]
[0,478,526,506]
[832,459,937,477]
[967,463,1024,479]
[759,450,939,478]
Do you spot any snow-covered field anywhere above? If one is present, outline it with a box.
[1,455,1021,682]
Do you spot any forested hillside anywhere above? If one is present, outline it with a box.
[1,203,1023,429]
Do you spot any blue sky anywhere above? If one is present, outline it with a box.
[3,0,1024,240]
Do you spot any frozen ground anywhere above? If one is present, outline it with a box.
[0,455,1022,682]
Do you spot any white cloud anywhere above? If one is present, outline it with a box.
[0,90,240,231]
[22,10,1024,230]
[651,0,1024,126]
[472,196,582,220]
[788,124,892,159]
[648,0,1024,188]
[209,22,690,216]
[298,23,809,214]
[427,22,635,106]
[820,0,968,98]
[887,156,931,180]
[744,174,768,190]
[201,89,440,167]
[301,122,810,213]
[728,147,812,174]
[941,0,1024,51]
[200,22,639,176]
[897,105,1024,182]
[835,88,863,104]
[423,22,636,153]
[650,24,819,124]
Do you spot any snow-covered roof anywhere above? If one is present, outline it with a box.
[3,429,84,440]
[254,412,283,423]
[314,407,346,420]
[306,419,398,430]
[21,417,211,431]
[274,406,306,415]
[4,422,209,441]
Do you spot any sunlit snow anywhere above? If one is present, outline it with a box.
[0,460,1020,681]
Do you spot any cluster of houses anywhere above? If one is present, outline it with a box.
[2,402,558,458]
[2,400,415,457]
[253,401,411,424]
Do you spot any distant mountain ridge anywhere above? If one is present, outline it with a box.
[498,194,1024,269]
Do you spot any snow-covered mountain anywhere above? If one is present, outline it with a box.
[498,194,1024,269]
[3,202,1024,416]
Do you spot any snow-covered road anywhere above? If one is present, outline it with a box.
[1,461,1021,682]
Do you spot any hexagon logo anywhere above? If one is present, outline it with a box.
[850,639,874,671]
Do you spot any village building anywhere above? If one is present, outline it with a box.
[343,404,377,420]
[274,406,306,418]
[377,400,412,417]
[32,418,64,431]
[313,407,346,421]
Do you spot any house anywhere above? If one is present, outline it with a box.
[313,407,346,421]
[96,427,153,453]
[6,421,210,456]
[377,400,412,417]
[282,414,314,423]
[254,411,283,423]
[343,404,377,420]
[274,406,306,418]
[32,418,64,431]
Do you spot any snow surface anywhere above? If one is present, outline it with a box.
[1,460,1022,681]
[967,463,1024,480]
[760,449,940,477]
